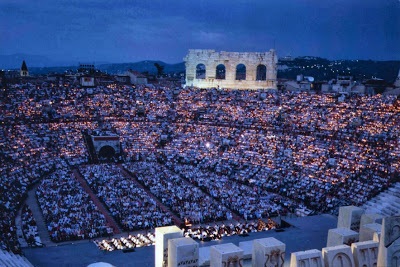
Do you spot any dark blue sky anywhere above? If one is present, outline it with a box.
[1,0,399,64]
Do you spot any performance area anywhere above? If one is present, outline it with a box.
[23,215,337,266]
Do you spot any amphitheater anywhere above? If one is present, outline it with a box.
[0,53,399,266]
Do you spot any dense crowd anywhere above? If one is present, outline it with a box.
[36,162,112,242]
[123,160,232,224]
[0,77,398,253]
[21,205,39,246]
[79,164,173,231]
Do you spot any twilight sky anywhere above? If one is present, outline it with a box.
[1,0,399,64]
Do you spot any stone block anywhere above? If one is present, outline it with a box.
[351,240,379,267]
[322,245,355,267]
[210,243,243,267]
[289,249,322,267]
[327,228,359,247]
[360,213,383,228]
[337,206,365,231]
[372,232,380,243]
[359,223,381,242]
[155,225,183,267]
[168,237,199,267]
[377,216,400,267]
[238,241,252,260]
[252,237,286,267]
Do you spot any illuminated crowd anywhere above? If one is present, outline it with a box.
[0,78,399,253]
[79,164,173,231]
[123,160,232,224]
[36,163,112,242]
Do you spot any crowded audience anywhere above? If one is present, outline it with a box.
[123,160,232,224]
[79,164,173,231]
[0,76,398,253]
[21,205,40,247]
[36,163,111,242]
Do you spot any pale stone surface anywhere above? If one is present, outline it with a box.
[322,245,355,267]
[337,206,365,231]
[351,240,379,267]
[289,249,322,267]
[360,213,383,228]
[377,216,400,267]
[238,241,252,259]
[252,237,286,267]
[327,228,359,247]
[155,226,183,267]
[184,49,278,90]
[199,247,210,267]
[168,237,199,267]
[373,232,380,243]
[359,223,382,242]
[210,243,243,267]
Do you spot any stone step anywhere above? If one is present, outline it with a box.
[24,184,52,246]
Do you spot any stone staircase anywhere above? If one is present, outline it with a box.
[24,184,52,247]
[15,209,28,248]
[0,250,34,267]
[363,183,400,216]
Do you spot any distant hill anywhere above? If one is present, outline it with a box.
[97,60,185,75]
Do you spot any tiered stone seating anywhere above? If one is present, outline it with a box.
[0,250,34,267]
[363,183,400,217]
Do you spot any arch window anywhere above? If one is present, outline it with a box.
[256,64,267,81]
[236,64,246,80]
[196,64,206,79]
[216,64,226,80]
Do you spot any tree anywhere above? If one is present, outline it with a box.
[154,63,164,77]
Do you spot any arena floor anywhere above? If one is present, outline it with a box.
[22,214,337,267]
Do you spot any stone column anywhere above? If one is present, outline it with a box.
[337,206,365,231]
[359,223,382,242]
[168,237,199,267]
[322,245,355,267]
[290,249,323,267]
[377,216,400,267]
[351,240,379,267]
[327,228,359,247]
[252,237,285,267]
[210,243,244,267]
[155,225,183,267]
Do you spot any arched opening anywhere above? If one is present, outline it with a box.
[256,65,267,81]
[236,64,246,80]
[98,145,116,159]
[196,64,206,79]
[216,64,226,80]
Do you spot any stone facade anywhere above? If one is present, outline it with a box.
[184,49,277,90]
[337,206,365,231]
[377,216,400,267]
[168,237,199,267]
[322,245,355,267]
[327,228,359,247]
[252,237,285,267]
[210,243,244,267]
[290,249,323,267]
[351,241,379,267]
[155,225,183,267]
